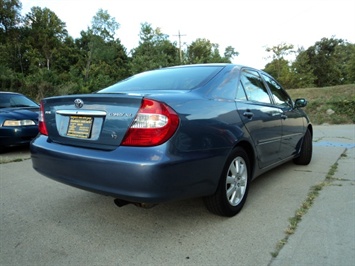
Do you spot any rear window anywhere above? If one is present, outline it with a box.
[99,66,224,93]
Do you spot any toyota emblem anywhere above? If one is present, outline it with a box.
[74,99,84,108]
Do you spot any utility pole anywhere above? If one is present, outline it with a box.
[174,30,186,63]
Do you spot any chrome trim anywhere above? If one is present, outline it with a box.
[56,110,107,116]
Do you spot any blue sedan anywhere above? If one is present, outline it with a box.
[0,92,39,151]
[30,64,313,216]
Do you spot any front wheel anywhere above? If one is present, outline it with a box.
[204,147,251,217]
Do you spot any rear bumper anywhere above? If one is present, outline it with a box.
[30,135,227,203]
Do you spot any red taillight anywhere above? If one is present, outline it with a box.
[121,99,179,146]
[38,101,48,136]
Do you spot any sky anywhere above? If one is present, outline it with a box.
[21,0,355,69]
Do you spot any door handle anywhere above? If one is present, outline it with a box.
[243,111,254,119]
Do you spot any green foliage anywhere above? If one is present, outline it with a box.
[265,38,354,89]
[91,9,119,42]
[1,0,354,102]
[24,69,62,101]
[264,43,294,79]
[337,42,355,84]
[264,59,292,88]
[290,49,316,88]
[186,38,232,64]
[130,23,179,74]
[0,0,22,33]
[24,7,68,71]
[305,37,349,87]
[224,46,239,60]
[265,43,294,60]
[68,9,129,93]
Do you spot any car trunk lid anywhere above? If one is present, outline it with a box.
[41,94,143,150]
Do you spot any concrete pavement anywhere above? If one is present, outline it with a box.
[0,125,354,265]
[270,124,355,266]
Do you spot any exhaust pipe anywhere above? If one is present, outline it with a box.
[114,198,130,207]
[114,198,157,209]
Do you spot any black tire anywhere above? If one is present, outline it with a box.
[293,129,312,165]
[204,147,251,217]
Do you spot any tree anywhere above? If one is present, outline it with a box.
[91,8,119,42]
[265,43,294,79]
[0,0,22,33]
[130,23,179,74]
[264,58,294,88]
[305,37,344,87]
[74,9,128,92]
[186,38,212,63]
[0,0,25,90]
[224,46,239,61]
[344,43,355,83]
[290,47,316,88]
[334,41,355,84]
[24,6,68,71]
[186,38,236,64]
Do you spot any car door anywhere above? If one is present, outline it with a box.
[261,73,305,159]
[236,69,283,168]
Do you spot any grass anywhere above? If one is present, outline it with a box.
[287,84,355,125]
[0,157,27,164]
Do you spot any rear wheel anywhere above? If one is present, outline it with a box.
[293,129,312,165]
[204,147,250,217]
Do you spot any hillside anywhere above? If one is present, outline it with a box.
[287,84,355,125]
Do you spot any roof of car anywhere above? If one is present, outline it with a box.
[165,63,260,72]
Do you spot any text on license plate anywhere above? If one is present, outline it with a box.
[67,116,93,139]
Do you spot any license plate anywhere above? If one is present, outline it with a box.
[67,116,93,139]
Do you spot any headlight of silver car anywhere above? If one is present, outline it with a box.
[3,120,36,126]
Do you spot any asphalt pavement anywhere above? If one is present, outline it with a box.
[0,124,354,266]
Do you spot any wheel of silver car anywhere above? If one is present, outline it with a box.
[204,147,250,217]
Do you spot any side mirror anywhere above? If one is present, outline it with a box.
[294,98,307,108]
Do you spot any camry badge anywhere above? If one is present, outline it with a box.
[74,99,84,109]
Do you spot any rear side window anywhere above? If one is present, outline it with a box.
[209,66,240,100]
[262,74,293,107]
[99,66,224,92]
[239,70,271,104]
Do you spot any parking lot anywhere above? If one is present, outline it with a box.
[1,125,354,265]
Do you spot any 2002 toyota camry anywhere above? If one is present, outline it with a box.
[30,64,313,217]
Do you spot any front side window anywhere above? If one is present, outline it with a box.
[239,70,271,104]
[262,74,292,107]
